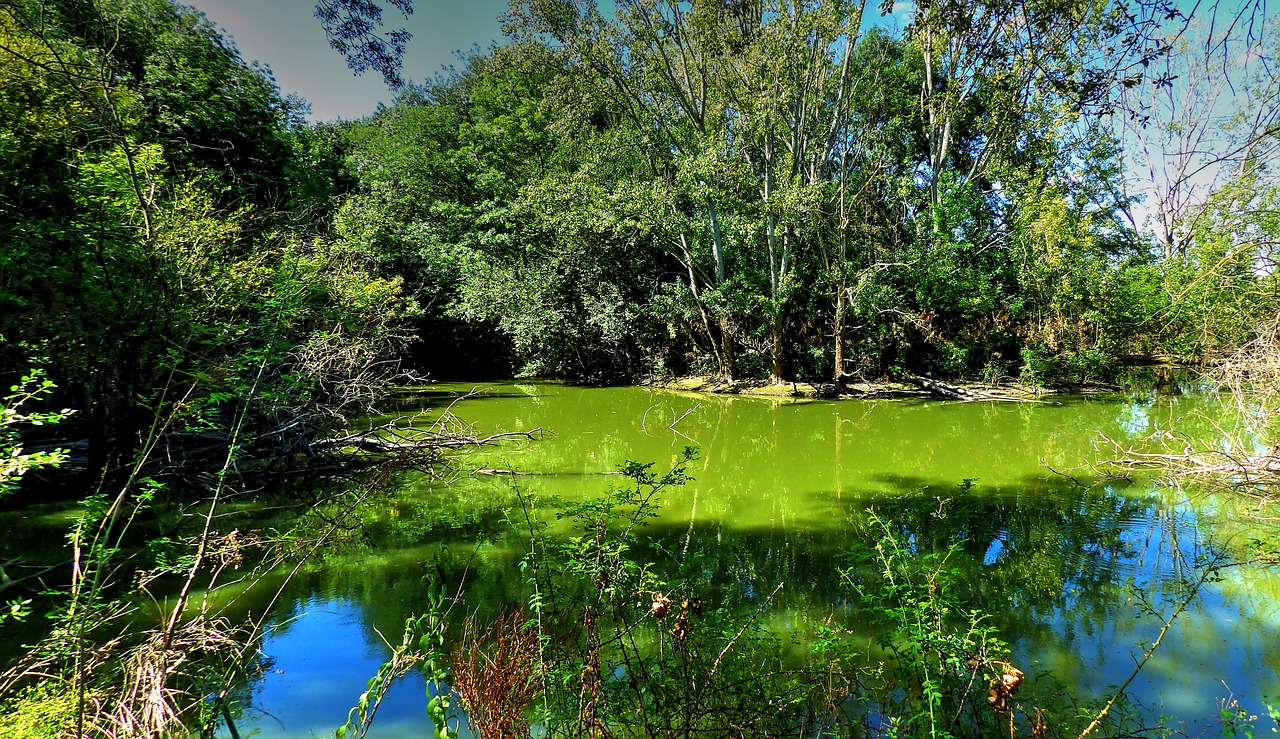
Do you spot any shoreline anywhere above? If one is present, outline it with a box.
[642,375,1123,401]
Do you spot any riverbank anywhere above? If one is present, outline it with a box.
[644,375,1122,400]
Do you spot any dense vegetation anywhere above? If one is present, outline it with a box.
[2,0,1278,463]
[0,0,414,485]
[333,0,1279,385]
[1,0,1278,736]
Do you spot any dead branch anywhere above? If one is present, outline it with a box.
[905,375,1046,404]
[1096,430,1280,503]
[1100,315,1280,500]
[313,425,543,456]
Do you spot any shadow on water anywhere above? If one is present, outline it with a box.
[223,383,1280,737]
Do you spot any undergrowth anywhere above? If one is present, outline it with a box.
[335,451,1181,738]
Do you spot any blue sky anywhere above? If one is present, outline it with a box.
[185,0,510,120]
[181,0,1265,240]
[184,0,912,121]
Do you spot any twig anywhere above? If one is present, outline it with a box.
[669,404,700,430]
[710,582,784,677]
[1043,459,1084,488]
[1077,558,1222,738]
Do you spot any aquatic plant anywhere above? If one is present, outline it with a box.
[348,454,1175,739]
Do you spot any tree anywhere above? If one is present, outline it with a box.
[722,0,871,382]
[1118,15,1280,258]
[315,0,414,89]
[0,0,412,477]
[508,0,754,379]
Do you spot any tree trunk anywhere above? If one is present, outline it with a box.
[707,201,734,380]
[770,317,785,384]
[679,234,722,374]
[833,282,846,383]
[720,316,736,381]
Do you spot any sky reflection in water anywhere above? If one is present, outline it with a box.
[233,383,1280,737]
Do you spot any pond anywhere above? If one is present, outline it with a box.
[229,382,1280,737]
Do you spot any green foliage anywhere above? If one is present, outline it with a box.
[0,683,82,738]
[332,0,1240,386]
[845,510,1020,738]
[515,449,827,736]
[1,368,73,498]
[0,5,418,736]
[1164,173,1280,357]
[6,0,1275,412]
[4,0,1278,728]
[0,0,413,478]
[1218,695,1280,738]
[337,579,457,739]
[400,457,1076,738]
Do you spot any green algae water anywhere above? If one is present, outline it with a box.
[231,382,1280,737]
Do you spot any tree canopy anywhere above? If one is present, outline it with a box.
[324,0,1277,385]
[1,0,1277,472]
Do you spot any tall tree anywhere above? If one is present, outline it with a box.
[509,0,757,378]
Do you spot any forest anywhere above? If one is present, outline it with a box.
[2,0,1280,736]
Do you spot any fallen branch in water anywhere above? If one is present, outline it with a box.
[314,424,543,456]
[1096,431,1280,502]
[473,468,625,478]
[1099,316,1280,502]
[905,375,1047,404]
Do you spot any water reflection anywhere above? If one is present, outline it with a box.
[235,597,470,738]
[230,383,1280,737]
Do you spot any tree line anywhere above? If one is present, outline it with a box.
[334,0,1279,386]
[0,0,407,483]
[1,0,1277,475]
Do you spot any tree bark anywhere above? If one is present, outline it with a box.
[707,201,735,380]
[833,282,846,383]
[770,318,785,384]
[678,233,722,373]
[719,316,735,381]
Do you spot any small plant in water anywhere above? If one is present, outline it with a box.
[1218,692,1280,738]
[340,466,1183,739]
[337,577,457,739]
[843,508,1037,739]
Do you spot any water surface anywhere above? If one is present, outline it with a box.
[233,382,1280,736]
